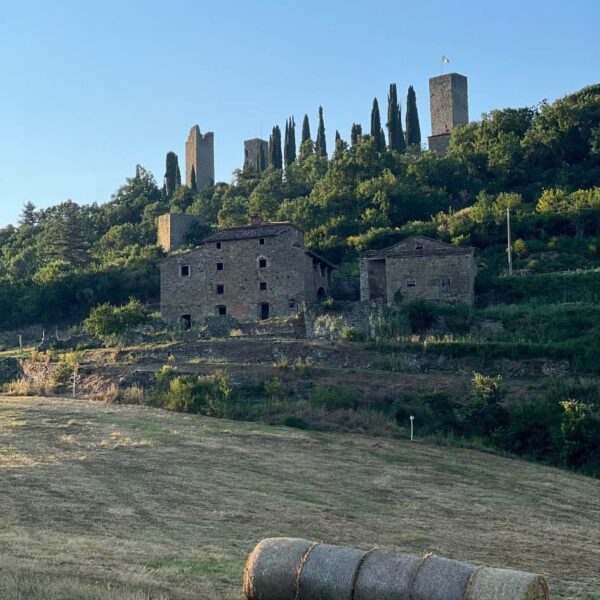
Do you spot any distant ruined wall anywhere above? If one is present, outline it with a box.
[244,138,268,173]
[185,125,215,191]
[157,213,199,253]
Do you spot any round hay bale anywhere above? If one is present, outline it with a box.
[411,555,476,600]
[353,550,422,600]
[243,537,313,600]
[297,542,367,600]
[465,567,550,600]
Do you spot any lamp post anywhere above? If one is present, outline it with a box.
[410,415,414,441]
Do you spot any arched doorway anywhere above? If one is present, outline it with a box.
[316,287,326,302]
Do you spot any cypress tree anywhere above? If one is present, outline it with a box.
[405,85,422,148]
[350,123,362,146]
[257,142,267,173]
[387,83,406,153]
[315,106,327,158]
[370,98,386,152]
[164,151,179,198]
[176,164,181,187]
[301,114,311,145]
[190,165,197,191]
[269,125,283,169]
[288,116,296,164]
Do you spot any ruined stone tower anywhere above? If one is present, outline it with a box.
[157,213,199,253]
[243,138,269,173]
[428,73,469,155]
[185,125,214,191]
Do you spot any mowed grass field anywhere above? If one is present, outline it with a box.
[1,397,599,599]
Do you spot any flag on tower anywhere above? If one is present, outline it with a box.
[441,55,450,64]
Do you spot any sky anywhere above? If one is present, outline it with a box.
[0,0,598,227]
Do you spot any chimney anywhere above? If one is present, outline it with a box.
[250,213,262,226]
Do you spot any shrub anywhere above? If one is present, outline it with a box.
[83,298,150,345]
[282,415,309,429]
[341,326,366,342]
[310,385,357,410]
[50,352,80,392]
[406,299,437,333]
[264,377,286,403]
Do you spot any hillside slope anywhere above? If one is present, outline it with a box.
[1,396,599,599]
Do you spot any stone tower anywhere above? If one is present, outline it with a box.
[428,73,469,155]
[185,125,214,191]
[157,213,199,252]
[244,138,269,173]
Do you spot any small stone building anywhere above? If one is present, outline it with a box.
[360,235,476,305]
[160,216,335,327]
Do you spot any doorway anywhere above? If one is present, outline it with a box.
[259,303,270,320]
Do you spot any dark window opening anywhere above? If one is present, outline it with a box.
[180,314,192,330]
[216,242,222,249]
[288,299,296,310]
[415,243,423,250]
[216,284,224,294]
[216,262,223,271]
[258,258,267,268]
[316,287,326,302]
[180,265,190,277]
[216,305,227,316]
[260,282,267,290]
[260,303,270,320]
[259,238,265,245]
[406,279,416,287]
[441,277,451,287]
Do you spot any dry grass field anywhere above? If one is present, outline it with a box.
[1,395,599,599]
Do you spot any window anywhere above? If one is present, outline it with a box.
[415,243,423,250]
[216,284,224,294]
[406,279,416,287]
[216,262,223,271]
[259,238,265,245]
[288,299,296,310]
[180,265,190,277]
[216,242,222,249]
[259,303,270,320]
[180,314,192,331]
[216,305,226,316]
[258,257,267,268]
[441,277,451,287]
[260,282,267,291]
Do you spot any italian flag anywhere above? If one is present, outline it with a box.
[442,55,450,64]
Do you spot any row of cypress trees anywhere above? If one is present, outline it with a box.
[266,82,422,169]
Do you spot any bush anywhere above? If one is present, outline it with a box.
[406,299,437,333]
[394,391,458,435]
[83,298,151,345]
[282,415,309,429]
[310,385,357,410]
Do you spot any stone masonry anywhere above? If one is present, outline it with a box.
[428,73,469,155]
[157,213,199,253]
[360,235,477,305]
[160,216,335,326]
[244,138,269,173]
[185,125,215,191]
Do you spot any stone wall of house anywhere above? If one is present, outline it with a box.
[385,252,476,304]
[160,228,332,324]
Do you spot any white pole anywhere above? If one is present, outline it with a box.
[72,370,77,398]
[507,208,513,276]
[410,415,414,441]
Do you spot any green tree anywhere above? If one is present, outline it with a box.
[301,114,311,145]
[387,83,406,153]
[19,202,37,227]
[350,123,362,146]
[405,85,422,148]
[315,106,327,158]
[268,125,283,169]
[190,165,197,192]
[370,98,386,152]
[163,151,179,198]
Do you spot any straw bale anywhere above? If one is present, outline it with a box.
[243,537,312,600]
[297,542,366,599]
[466,567,550,600]
[353,549,422,600]
[411,555,476,600]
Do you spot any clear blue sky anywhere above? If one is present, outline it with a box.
[1,0,598,227]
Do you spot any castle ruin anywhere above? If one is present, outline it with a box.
[428,73,469,154]
[244,138,269,174]
[185,125,214,191]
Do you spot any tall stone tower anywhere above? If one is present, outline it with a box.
[244,138,269,173]
[185,125,214,191]
[428,73,469,155]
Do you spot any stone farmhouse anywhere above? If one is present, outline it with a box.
[360,235,477,305]
[160,215,335,328]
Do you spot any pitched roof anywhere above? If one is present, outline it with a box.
[202,222,301,243]
[362,235,474,259]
